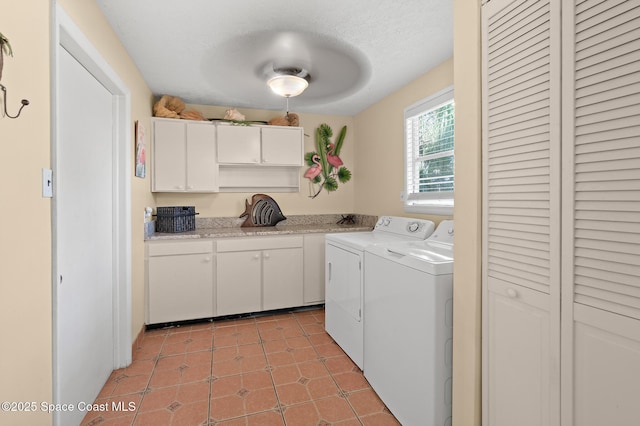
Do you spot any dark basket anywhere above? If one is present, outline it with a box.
[155,206,197,233]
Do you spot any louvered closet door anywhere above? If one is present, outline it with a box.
[482,0,561,425]
[562,1,640,425]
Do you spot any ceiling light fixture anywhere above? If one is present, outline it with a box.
[267,68,310,98]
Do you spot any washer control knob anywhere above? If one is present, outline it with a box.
[407,222,420,232]
[383,218,391,226]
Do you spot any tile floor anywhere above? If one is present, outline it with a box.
[81,308,400,425]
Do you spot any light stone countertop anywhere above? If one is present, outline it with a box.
[145,214,377,241]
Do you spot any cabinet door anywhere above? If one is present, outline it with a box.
[152,120,186,191]
[485,281,554,426]
[262,247,303,311]
[303,234,326,304]
[572,307,640,426]
[217,125,261,164]
[482,0,561,423]
[186,123,217,191]
[147,242,214,324]
[261,127,303,166]
[216,251,262,316]
[561,2,640,424]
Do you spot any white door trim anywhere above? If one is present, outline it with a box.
[51,1,132,406]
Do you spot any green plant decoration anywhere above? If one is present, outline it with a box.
[304,123,352,198]
[0,31,14,81]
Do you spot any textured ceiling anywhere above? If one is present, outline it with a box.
[95,0,453,116]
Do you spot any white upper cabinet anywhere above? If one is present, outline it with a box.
[216,124,303,192]
[152,118,218,192]
[216,125,261,164]
[217,124,303,166]
[261,126,304,166]
[152,120,304,193]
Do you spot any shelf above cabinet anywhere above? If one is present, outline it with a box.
[217,165,300,193]
[216,124,303,192]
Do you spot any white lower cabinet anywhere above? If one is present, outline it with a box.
[216,250,262,316]
[146,240,215,324]
[216,236,303,316]
[262,247,304,311]
[146,234,324,323]
[303,234,326,305]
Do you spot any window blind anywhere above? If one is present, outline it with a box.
[405,87,455,211]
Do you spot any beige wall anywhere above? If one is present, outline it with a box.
[0,1,52,425]
[0,1,153,424]
[153,105,357,217]
[452,0,482,425]
[353,58,454,224]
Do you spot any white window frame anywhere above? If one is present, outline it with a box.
[403,86,454,215]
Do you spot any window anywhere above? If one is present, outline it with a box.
[404,86,454,215]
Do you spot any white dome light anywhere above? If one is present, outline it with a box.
[267,74,309,97]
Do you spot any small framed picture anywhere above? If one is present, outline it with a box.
[135,121,146,178]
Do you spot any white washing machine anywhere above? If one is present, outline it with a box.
[363,220,454,426]
[325,216,435,369]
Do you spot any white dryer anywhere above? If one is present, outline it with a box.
[325,216,435,369]
[364,220,454,426]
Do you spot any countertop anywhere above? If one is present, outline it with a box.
[146,214,377,241]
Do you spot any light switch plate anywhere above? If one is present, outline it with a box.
[42,168,53,198]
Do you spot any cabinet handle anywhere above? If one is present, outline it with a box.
[506,288,518,298]
[204,257,211,263]
[264,253,270,259]
[187,185,194,189]
[253,254,260,260]
[328,262,332,281]
[176,185,184,190]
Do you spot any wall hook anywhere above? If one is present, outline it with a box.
[0,83,29,119]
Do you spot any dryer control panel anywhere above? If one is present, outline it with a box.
[374,216,435,239]
[427,220,454,244]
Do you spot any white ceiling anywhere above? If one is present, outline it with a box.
[95,0,453,116]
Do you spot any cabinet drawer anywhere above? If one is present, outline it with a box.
[217,235,303,252]
[147,240,213,257]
